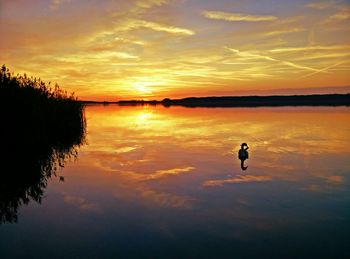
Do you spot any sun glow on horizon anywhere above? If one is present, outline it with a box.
[134,82,154,97]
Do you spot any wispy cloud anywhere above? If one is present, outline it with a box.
[138,187,194,208]
[119,19,195,35]
[306,1,350,24]
[50,0,71,10]
[122,166,195,181]
[114,52,139,59]
[64,194,99,211]
[114,146,139,153]
[269,45,350,53]
[306,0,337,9]
[299,60,348,79]
[324,7,350,23]
[203,10,277,22]
[135,0,167,9]
[203,175,273,187]
[226,47,322,72]
[262,27,305,37]
[147,166,195,179]
[55,51,139,63]
[140,20,195,35]
[114,37,145,46]
[324,175,343,183]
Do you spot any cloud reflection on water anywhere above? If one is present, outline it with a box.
[57,105,350,210]
[2,105,349,258]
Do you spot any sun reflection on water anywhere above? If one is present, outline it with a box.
[80,105,350,200]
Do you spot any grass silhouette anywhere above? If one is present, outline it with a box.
[0,65,85,147]
[0,65,86,223]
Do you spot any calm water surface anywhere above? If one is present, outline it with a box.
[1,106,350,258]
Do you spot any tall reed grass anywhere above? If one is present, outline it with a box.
[0,65,86,223]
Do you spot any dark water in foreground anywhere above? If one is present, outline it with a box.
[1,106,349,258]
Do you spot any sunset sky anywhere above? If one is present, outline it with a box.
[1,0,350,101]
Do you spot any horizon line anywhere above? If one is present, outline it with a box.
[80,92,350,103]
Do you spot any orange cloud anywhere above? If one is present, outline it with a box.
[203,175,273,187]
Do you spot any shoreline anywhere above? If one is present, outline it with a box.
[81,93,350,107]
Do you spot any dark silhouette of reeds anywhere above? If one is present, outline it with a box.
[0,65,86,223]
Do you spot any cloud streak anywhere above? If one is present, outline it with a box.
[262,27,305,37]
[299,60,348,79]
[269,45,350,53]
[140,20,195,35]
[203,10,278,22]
[117,19,195,35]
[50,0,71,10]
[203,175,273,187]
[306,1,337,9]
[324,8,350,23]
[226,47,322,73]
[135,0,168,9]
[148,166,195,179]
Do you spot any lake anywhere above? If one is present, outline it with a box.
[1,105,349,258]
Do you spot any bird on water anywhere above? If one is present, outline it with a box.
[238,143,249,170]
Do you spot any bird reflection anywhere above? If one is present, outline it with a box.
[238,143,249,171]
